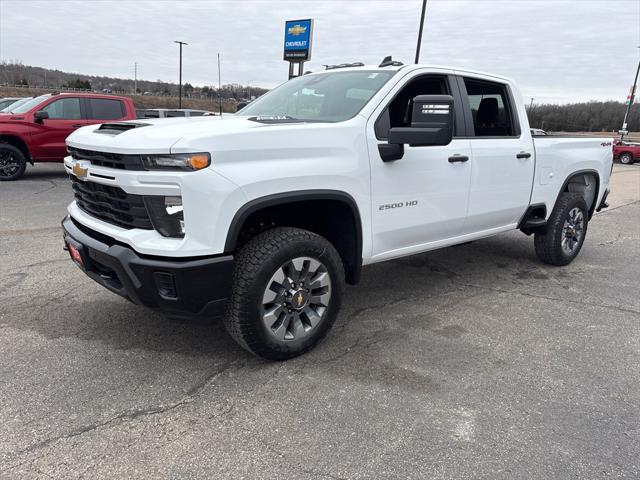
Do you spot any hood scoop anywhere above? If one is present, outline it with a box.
[95,122,151,135]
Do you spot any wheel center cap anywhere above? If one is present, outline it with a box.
[290,289,309,310]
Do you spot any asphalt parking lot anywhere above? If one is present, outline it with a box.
[1,164,639,479]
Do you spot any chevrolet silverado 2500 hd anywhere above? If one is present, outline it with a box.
[61,62,613,360]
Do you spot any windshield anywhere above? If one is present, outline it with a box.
[11,94,51,114]
[240,70,395,122]
[1,97,33,113]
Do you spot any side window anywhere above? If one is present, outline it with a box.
[189,111,205,117]
[88,99,125,120]
[463,78,516,137]
[166,110,186,117]
[42,98,81,120]
[375,76,450,139]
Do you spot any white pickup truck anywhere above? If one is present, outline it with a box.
[62,60,613,360]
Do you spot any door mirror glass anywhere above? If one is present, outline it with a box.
[34,110,49,123]
[388,94,454,147]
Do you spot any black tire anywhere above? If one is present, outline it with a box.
[619,153,633,165]
[534,192,588,266]
[224,227,345,360]
[0,144,27,181]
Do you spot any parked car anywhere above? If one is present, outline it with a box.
[0,97,23,110]
[0,97,33,113]
[530,128,547,136]
[613,139,640,164]
[136,108,216,118]
[0,92,136,180]
[61,61,613,360]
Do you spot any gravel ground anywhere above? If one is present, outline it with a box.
[0,163,638,479]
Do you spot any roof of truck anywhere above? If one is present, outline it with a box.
[312,63,513,84]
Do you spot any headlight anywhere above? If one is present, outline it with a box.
[144,196,185,238]
[141,153,210,171]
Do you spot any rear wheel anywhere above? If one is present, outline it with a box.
[224,227,345,360]
[0,144,27,181]
[619,153,633,165]
[534,192,588,266]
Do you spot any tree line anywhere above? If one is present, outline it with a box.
[0,61,267,101]
[527,101,639,132]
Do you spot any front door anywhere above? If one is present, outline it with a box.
[30,97,86,160]
[367,72,472,262]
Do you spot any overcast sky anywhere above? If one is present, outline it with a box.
[1,0,639,103]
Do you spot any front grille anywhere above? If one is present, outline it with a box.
[68,147,144,170]
[71,175,153,230]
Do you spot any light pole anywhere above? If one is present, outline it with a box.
[134,62,137,95]
[620,56,640,141]
[174,41,188,108]
[415,0,428,64]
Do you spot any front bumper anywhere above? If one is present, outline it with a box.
[62,215,233,320]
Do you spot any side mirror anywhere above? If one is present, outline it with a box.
[236,102,247,112]
[388,94,454,148]
[34,110,49,123]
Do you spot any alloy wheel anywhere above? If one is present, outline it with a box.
[261,257,331,341]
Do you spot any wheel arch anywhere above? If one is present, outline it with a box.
[224,190,363,285]
[0,135,33,164]
[555,169,600,220]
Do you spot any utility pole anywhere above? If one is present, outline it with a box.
[218,53,222,115]
[529,97,535,110]
[134,62,137,96]
[174,41,188,108]
[620,57,640,141]
[415,0,428,64]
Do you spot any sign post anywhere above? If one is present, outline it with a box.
[283,19,313,79]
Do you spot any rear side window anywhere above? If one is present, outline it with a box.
[463,78,517,137]
[189,111,205,117]
[42,98,82,119]
[87,98,125,120]
[165,110,186,117]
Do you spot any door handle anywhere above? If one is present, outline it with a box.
[516,151,531,159]
[71,124,83,128]
[448,155,469,163]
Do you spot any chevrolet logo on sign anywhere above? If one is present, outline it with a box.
[72,161,89,180]
[288,24,307,36]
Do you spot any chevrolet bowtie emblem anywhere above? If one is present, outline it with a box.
[295,292,304,307]
[288,24,307,36]
[72,162,89,179]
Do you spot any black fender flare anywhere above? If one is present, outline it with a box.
[224,189,363,283]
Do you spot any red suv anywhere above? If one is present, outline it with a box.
[0,92,136,180]
[613,139,640,165]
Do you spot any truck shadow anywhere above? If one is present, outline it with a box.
[6,230,541,364]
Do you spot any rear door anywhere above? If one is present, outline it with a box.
[84,97,128,124]
[457,76,534,233]
[367,70,472,261]
[30,96,86,160]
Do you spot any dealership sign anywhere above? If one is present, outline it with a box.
[283,19,313,61]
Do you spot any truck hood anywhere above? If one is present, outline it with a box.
[66,115,296,154]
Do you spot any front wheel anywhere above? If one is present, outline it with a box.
[534,192,588,266]
[224,227,345,360]
[619,153,633,165]
[0,144,27,181]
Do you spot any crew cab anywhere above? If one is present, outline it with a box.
[613,139,640,164]
[0,92,136,180]
[61,61,613,360]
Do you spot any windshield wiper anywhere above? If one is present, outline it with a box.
[248,115,306,124]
